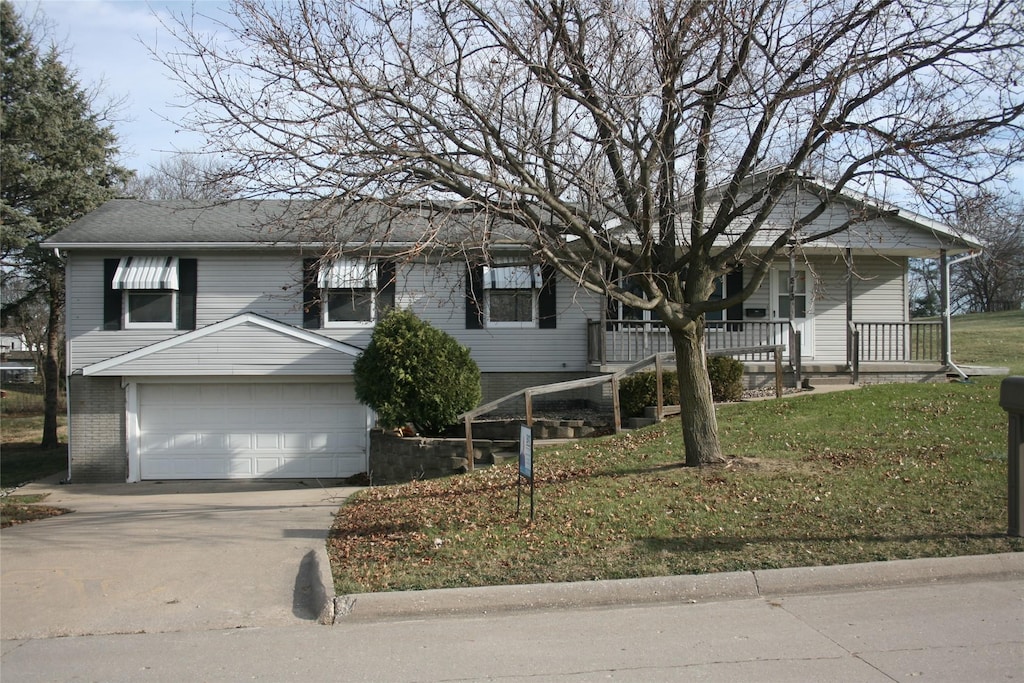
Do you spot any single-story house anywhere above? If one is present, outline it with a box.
[45,187,982,483]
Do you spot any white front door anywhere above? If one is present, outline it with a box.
[771,267,815,359]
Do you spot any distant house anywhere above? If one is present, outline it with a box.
[0,331,27,353]
[45,188,981,483]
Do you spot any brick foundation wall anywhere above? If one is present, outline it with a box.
[67,375,126,483]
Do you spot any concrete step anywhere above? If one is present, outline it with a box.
[808,376,854,387]
[491,450,519,466]
[627,417,658,429]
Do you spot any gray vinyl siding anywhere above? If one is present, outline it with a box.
[390,262,602,373]
[781,254,905,361]
[67,252,308,371]
[730,254,906,362]
[750,187,963,254]
[88,322,357,376]
[66,248,905,372]
[67,253,603,374]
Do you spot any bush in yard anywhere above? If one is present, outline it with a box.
[707,356,745,402]
[354,308,481,436]
[618,357,745,417]
[618,371,680,418]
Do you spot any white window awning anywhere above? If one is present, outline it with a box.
[318,258,377,289]
[482,264,542,289]
[112,256,179,290]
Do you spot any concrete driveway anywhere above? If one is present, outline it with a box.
[1,476,357,640]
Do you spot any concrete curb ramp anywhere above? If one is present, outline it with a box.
[329,552,1023,623]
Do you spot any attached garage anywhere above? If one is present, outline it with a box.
[137,382,367,479]
[81,314,370,483]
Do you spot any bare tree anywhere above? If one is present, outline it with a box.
[161,0,1024,465]
[952,191,1024,313]
[121,152,242,200]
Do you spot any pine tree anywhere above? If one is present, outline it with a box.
[1,1,131,448]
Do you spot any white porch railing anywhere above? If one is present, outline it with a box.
[847,320,944,383]
[588,319,799,365]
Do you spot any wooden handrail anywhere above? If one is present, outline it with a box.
[459,344,785,470]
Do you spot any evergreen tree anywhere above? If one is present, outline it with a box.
[1,1,131,448]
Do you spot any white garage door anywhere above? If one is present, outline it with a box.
[138,383,367,479]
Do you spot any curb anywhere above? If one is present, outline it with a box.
[310,544,337,625]
[328,552,1023,624]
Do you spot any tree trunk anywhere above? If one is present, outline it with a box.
[671,322,725,467]
[40,276,62,449]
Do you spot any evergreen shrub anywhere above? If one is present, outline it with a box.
[707,355,745,402]
[617,371,679,418]
[354,309,481,436]
[617,357,746,417]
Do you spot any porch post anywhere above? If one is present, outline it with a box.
[939,249,951,367]
[846,248,854,368]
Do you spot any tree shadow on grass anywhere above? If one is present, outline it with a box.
[640,530,1013,556]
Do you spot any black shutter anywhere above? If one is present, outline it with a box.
[726,266,744,331]
[176,258,198,330]
[465,265,483,329]
[605,294,620,333]
[302,258,321,329]
[377,260,396,317]
[538,264,557,329]
[605,264,620,331]
[103,259,121,330]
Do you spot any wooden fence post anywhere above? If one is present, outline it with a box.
[611,375,622,433]
[655,353,664,421]
[773,346,783,398]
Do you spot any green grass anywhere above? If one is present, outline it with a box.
[1,384,65,415]
[950,310,1024,375]
[328,311,1023,594]
[1,414,68,488]
[329,379,1020,593]
[0,493,70,528]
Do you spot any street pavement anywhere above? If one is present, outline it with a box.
[1,567,1021,682]
[1,474,1021,681]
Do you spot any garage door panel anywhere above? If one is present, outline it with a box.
[138,382,366,480]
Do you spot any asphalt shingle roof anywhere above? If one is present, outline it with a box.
[45,199,529,248]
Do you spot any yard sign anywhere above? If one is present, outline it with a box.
[517,423,535,520]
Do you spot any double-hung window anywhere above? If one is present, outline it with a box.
[302,258,394,330]
[316,258,392,327]
[482,263,542,328]
[112,256,179,329]
[616,276,659,323]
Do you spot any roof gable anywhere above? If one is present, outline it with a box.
[83,313,363,377]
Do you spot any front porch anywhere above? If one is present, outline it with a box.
[588,318,966,387]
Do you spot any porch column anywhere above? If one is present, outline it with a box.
[846,248,854,368]
[939,249,951,367]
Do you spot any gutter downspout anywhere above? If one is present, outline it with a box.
[942,249,982,381]
[53,247,72,482]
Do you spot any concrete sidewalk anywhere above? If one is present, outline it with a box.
[0,476,357,639]
[2,569,1021,682]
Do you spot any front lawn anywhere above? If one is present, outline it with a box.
[1,413,67,489]
[328,377,1021,594]
[1,397,70,525]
